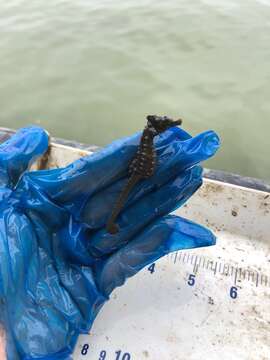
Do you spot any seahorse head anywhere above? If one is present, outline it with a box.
[146,115,182,134]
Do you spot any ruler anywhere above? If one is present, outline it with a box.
[170,250,269,288]
[29,138,270,359]
[73,180,270,360]
[73,247,270,360]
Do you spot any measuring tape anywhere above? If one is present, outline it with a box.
[30,136,270,359]
[169,250,269,288]
[71,177,270,360]
[73,237,270,360]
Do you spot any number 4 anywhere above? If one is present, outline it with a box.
[148,263,155,274]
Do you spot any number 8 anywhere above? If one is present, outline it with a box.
[81,344,89,355]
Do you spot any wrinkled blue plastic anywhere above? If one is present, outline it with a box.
[0,125,220,359]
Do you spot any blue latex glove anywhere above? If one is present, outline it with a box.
[0,125,220,359]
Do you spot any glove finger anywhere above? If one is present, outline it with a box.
[24,126,190,209]
[0,126,49,187]
[48,166,202,265]
[88,166,203,257]
[0,208,37,297]
[178,130,220,169]
[80,130,219,227]
[96,214,216,297]
[9,294,75,359]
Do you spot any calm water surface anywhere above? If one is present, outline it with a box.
[0,0,270,180]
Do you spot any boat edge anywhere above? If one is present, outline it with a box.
[1,127,269,193]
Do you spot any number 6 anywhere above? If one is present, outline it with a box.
[230,286,238,299]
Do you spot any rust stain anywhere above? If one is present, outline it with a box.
[142,350,149,358]
[201,182,225,198]
[208,297,214,305]
[38,145,51,170]
[78,150,88,158]
[231,209,238,217]
[258,193,270,210]
[231,206,239,217]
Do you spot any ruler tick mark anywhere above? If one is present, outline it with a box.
[213,261,218,275]
[255,272,259,287]
[183,253,187,263]
[223,263,229,276]
[234,268,238,285]
[239,268,242,280]
[202,257,206,269]
[261,274,268,287]
[168,252,269,288]
[193,256,199,274]
[222,263,226,275]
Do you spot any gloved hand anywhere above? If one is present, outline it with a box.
[0,125,220,359]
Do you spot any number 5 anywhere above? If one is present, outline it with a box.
[188,274,196,286]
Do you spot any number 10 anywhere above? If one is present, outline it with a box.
[115,350,131,360]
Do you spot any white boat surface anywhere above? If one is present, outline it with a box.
[0,128,269,360]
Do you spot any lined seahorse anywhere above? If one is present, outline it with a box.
[106,115,182,234]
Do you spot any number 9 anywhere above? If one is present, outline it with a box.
[99,350,107,360]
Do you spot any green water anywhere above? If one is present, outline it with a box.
[0,0,270,180]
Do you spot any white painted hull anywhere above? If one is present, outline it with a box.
[0,129,268,360]
[36,142,270,360]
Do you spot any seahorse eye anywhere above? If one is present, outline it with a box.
[146,115,156,123]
